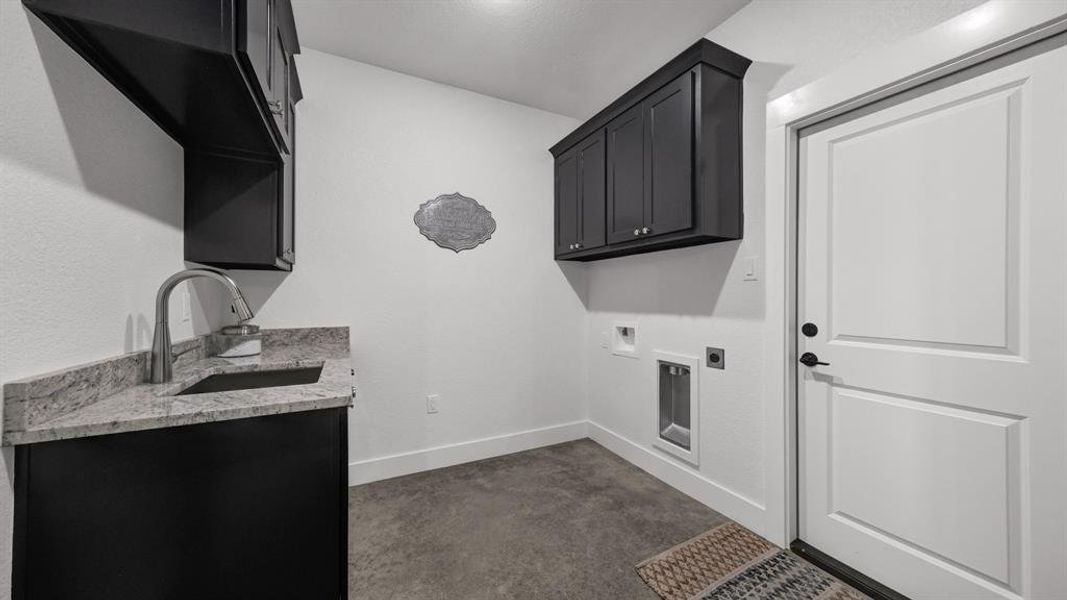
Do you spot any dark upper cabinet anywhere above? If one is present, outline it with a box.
[551,40,750,261]
[555,131,606,257]
[24,0,303,270]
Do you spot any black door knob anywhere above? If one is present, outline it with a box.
[801,322,818,337]
[799,352,829,367]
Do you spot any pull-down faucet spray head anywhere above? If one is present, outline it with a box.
[150,268,254,384]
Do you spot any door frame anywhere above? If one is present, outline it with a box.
[760,1,1067,550]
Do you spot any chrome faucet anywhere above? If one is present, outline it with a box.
[150,268,254,383]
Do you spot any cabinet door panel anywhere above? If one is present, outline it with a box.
[280,103,295,265]
[271,25,291,151]
[577,132,606,250]
[606,104,645,243]
[645,70,694,237]
[238,0,272,103]
[555,150,579,255]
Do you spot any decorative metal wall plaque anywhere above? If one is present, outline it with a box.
[413,193,496,252]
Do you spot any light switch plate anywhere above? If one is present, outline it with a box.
[426,394,439,414]
[743,256,759,281]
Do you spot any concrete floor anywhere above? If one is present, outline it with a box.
[348,439,729,599]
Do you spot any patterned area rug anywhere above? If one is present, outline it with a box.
[636,522,868,600]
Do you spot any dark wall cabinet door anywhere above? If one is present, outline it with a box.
[554,150,580,256]
[555,131,606,257]
[606,71,694,244]
[606,104,645,244]
[237,0,272,101]
[576,131,606,251]
[645,70,694,238]
[238,0,292,151]
[270,25,292,150]
[280,100,296,265]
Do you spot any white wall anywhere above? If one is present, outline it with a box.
[229,50,588,481]
[0,5,225,592]
[584,0,985,538]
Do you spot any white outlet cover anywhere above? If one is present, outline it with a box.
[180,289,192,322]
[426,394,439,414]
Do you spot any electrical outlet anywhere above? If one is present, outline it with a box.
[180,288,192,322]
[706,347,726,370]
[426,394,439,414]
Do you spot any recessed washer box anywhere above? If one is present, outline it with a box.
[652,350,699,466]
[611,322,639,358]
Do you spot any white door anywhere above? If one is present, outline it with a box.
[798,39,1066,600]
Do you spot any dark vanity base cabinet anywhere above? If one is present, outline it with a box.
[551,40,750,262]
[12,409,347,600]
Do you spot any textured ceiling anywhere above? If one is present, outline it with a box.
[291,0,750,119]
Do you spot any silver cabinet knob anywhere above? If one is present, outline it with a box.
[641,227,651,235]
[575,242,583,249]
[633,228,641,236]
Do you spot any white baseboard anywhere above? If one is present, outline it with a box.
[348,419,769,541]
[587,421,768,538]
[348,421,589,486]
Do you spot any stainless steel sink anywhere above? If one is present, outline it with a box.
[176,366,323,395]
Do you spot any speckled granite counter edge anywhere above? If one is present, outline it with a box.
[4,388,350,446]
[2,326,352,446]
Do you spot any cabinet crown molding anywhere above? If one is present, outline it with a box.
[550,39,751,158]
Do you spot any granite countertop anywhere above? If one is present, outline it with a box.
[2,327,353,446]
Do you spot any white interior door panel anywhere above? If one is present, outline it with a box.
[798,39,1066,600]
